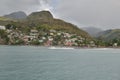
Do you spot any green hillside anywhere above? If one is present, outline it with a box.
[0,16,17,26]
[97,29,120,41]
[27,11,53,21]
[0,17,11,21]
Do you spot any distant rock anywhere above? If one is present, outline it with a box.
[4,11,27,20]
[82,27,103,37]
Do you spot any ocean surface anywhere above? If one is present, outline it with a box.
[0,46,120,80]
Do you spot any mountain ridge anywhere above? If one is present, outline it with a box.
[97,29,120,41]
[4,11,27,20]
[27,11,53,20]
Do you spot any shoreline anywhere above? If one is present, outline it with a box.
[0,45,119,49]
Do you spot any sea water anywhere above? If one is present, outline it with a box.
[0,46,120,80]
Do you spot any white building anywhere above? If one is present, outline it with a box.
[113,43,118,47]
[0,25,5,30]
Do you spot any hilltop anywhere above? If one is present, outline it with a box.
[4,11,27,20]
[27,11,53,20]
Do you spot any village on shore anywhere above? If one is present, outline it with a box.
[0,25,119,48]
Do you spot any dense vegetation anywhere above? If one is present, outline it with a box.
[0,30,9,44]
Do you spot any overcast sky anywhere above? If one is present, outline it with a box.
[0,0,120,29]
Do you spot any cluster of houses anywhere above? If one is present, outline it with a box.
[0,25,108,47]
[23,29,94,46]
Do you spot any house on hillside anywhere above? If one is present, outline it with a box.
[30,30,39,40]
[23,35,31,42]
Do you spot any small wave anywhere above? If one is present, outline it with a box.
[48,46,74,50]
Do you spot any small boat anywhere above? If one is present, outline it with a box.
[48,46,74,50]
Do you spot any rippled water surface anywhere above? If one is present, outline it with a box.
[0,46,120,80]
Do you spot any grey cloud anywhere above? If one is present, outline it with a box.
[54,0,120,29]
[0,0,120,29]
[0,0,50,15]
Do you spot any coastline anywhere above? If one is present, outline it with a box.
[0,45,119,49]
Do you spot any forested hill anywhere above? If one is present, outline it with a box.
[0,11,94,45]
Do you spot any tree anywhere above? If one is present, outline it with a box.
[5,24,12,29]
[5,24,17,30]
[30,40,40,45]
[0,30,9,44]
